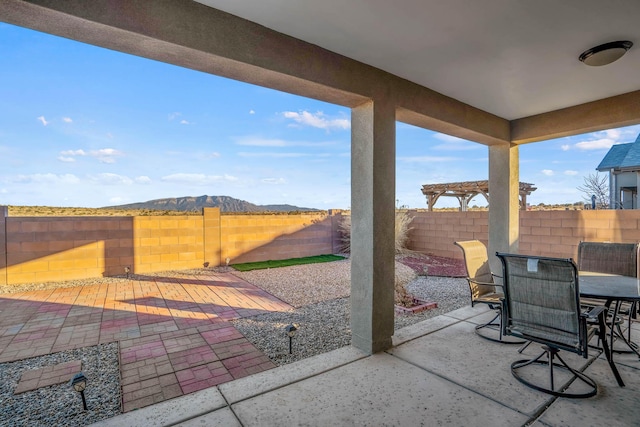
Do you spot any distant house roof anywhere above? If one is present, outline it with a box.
[597,134,640,171]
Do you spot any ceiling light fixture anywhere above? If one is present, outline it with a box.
[579,41,633,66]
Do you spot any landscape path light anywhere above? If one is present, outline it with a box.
[285,324,297,354]
[70,372,88,411]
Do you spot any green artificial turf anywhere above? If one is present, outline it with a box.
[231,254,345,272]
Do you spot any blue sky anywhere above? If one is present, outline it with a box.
[1,23,639,210]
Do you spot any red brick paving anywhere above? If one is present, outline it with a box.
[0,271,292,411]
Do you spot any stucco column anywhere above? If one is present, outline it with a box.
[351,99,396,354]
[488,144,519,273]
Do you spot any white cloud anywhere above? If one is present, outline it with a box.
[541,169,554,176]
[249,110,255,115]
[262,178,286,184]
[93,148,120,156]
[235,136,336,148]
[135,176,152,184]
[60,149,87,156]
[432,141,479,151]
[90,148,123,163]
[62,117,73,123]
[12,173,79,184]
[37,116,49,126]
[57,156,76,163]
[561,144,570,151]
[573,128,630,151]
[168,112,181,120]
[88,173,133,185]
[603,129,621,140]
[236,138,287,147]
[575,138,616,150]
[397,156,459,163]
[433,133,464,142]
[282,111,349,130]
[237,152,310,158]
[180,120,191,125]
[161,173,239,185]
[564,170,579,176]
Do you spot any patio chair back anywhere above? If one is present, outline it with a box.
[454,240,495,300]
[577,241,639,277]
[577,241,640,352]
[497,253,585,354]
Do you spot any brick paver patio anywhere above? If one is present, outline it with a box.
[0,271,292,412]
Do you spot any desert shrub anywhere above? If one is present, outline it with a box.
[394,261,417,307]
[338,210,413,254]
[338,211,417,307]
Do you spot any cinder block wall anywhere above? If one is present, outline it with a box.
[3,206,640,286]
[407,211,488,259]
[203,208,222,268]
[4,216,134,284]
[407,209,640,261]
[0,208,334,285]
[220,212,332,264]
[132,215,205,274]
[518,209,640,259]
[0,207,7,286]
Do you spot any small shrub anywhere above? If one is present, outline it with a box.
[338,210,414,254]
[339,212,417,307]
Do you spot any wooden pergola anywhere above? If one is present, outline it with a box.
[421,180,536,211]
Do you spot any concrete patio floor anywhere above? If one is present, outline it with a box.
[92,305,640,427]
[0,271,292,412]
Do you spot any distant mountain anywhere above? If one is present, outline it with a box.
[102,195,319,213]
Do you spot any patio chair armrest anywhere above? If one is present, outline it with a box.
[468,279,496,288]
[583,305,607,321]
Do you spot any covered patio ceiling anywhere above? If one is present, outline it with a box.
[196,0,640,125]
[195,0,640,144]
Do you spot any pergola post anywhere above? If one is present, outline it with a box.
[488,144,520,273]
[350,99,396,354]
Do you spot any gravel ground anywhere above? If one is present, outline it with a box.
[0,257,470,424]
[0,343,120,427]
[232,258,417,308]
[231,257,469,366]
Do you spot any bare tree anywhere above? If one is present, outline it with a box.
[577,172,609,209]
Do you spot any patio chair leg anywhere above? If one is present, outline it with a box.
[475,310,525,344]
[511,347,598,398]
[517,340,531,354]
[597,310,625,387]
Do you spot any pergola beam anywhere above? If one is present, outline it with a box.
[421,180,536,211]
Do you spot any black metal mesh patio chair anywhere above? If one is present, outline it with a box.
[497,252,621,398]
[454,240,523,344]
[577,241,640,345]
